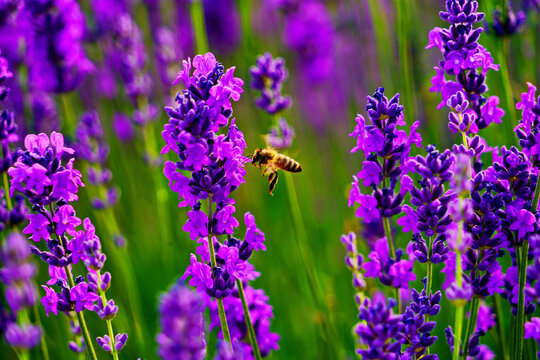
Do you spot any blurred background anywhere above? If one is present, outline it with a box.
[1,0,539,358]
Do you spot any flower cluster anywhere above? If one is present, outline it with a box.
[0,232,41,349]
[24,0,94,93]
[525,317,540,358]
[250,52,295,149]
[397,280,441,359]
[486,3,526,37]
[74,111,125,246]
[164,52,258,296]
[250,53,292,116]
[427,0,504,132]
[348,87,421,226]
[279,1,334,83]
[355,295,403,359]
[340,232,366,303]
[205,285,280,357]
[8,132,127,355]
[163,53,279,356]
[90,0,159,147]
[156,281,206,360]
[402,145,455,268]
[515,82,540,168]
[0,49,26,231]
[362,237,416,292]
[74,111,119,210]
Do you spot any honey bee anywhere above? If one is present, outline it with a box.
[250,147,303,195]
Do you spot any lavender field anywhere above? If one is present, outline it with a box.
[1,0,540,359]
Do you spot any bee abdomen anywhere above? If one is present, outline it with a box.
[276,154,303,173]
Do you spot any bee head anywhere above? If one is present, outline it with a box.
[252,148,263,163]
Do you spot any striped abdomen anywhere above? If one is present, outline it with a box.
[275,154,303,173]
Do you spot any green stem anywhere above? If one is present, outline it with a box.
[461,296,480,359]
[190,0,208,53]
[498,39,517,130]
[14,348,29,360]
[532,175,540,211]
[382,217,400,312]
[453,305,465,360]
[461,132,469,149]
[494,295,509,360]
[453,221,465,359]
[60,94,77,134]
[382,217,396,259]
[236,279,262,360]
[32,304,50,360]
[206,196,232,345]
[66,266,98,360]
[536,11,540,87]
[366,0,395,87]
[515,176,540,359]
[426,236,434,297]
[48,204,97,360]
[97,270,119,360]
[283,174,338,357]
[515,242,529,360]
[3,172,13,210]
[396,0,415,122]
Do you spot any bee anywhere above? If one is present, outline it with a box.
[250,147,303,195]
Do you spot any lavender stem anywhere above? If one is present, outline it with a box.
[461,296,480,359]
[206,196,232,346]
[97,270,119,360]
[31,304,50,360]
[48,203,98,360]
[497,38,517,129]
[236,279,262,360]
[453,222,465,360]
[515,174,540,360]
[383,217,400,312]
[66,266,98,360]
[190,0,208,53]
[3,171,13,210]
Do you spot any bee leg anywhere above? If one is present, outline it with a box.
[268,171,278,196]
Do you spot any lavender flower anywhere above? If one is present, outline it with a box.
[486,3,526,37]
[340,232,366,299]
[525,317,540,358]
[202,0,241,56]
[9,131,127,355]
[362,237,416,292]
[516,82,540,167]
[355,295,403,359]
[164,52,279,356]
[104,12,152,104]
[403,145,455,269]
[24,0,94,93]
[164,52,258,296]
[74,111,125,244]
[282,1,334,83]
[205,284,280,357]
[250,53,292,116]
[0,232,41,349]
[427,0,504,132]
[0,0,21,26]
[0,48,27,231]
[31,91,60,133]
[397,279,441,359]
[349,88,421,223]
[156,281,206,360]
